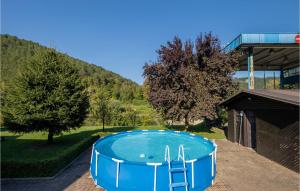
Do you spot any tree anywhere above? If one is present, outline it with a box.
[124,106,138,127]
[144,37,198,130]
[2,49,89,144]
[195,33,240,120]
[141,79,150,100]
[266,78,280,89]
[143,33,240,130]
[92,90,111,131]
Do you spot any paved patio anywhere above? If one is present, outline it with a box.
[2,139,299,191]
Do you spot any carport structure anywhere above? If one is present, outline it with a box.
[221,33,300,173]
[224,33,300,90]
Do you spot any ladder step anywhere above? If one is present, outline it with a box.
[170,182,188,188]
[169,168,187,172]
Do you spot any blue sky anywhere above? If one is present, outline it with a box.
[1,0,299,84]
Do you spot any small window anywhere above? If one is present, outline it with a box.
[283,67,300,77]
[283,70,289,78]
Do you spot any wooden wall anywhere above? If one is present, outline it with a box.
[256,110,299,172]
[225,95,299,172]
[227,109,236,142]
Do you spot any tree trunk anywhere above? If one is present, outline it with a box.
[184,116,189,131]
[48,128,54,144]
[102,114,105,132]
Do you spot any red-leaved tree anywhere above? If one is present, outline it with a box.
[143,33,240,130]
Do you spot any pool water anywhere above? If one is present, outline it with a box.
[95,131,214,163]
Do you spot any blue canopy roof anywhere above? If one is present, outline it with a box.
[224,33,299,53]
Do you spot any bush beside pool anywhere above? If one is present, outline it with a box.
[90,130,217,191]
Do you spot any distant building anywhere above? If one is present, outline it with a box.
[220,33,300,172]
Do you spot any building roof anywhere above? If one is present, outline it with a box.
[220,89,300,107]
[224,33,300,52]
[224,33,300,71]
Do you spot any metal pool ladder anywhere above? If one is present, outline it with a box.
[164,145,188,191]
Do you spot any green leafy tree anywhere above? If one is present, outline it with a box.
[2,49,89,144]
[92,90,111,131]
[124,106,138,127]
[142,79,150,101]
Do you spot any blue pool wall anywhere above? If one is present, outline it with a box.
[90,130,217,191]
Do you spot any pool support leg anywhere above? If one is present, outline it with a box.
[90,144,95,172]
[112,158,124,188]
[147,163,162,191]
[95,150,100,177]
[212,140,218,165]
[209,151,215,185]
[186,159,197,189]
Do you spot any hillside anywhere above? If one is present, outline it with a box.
[1,34,142,101]
[1,34,161,126]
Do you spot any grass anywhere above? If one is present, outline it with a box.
[129,124,225,140]
[1,127,100,162]
[1,124,225,178]
[95,123,225,140]
[130,99,163,126]
[1,126,100,178]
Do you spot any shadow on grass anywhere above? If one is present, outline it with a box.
[0,127,8,132]
[1,127,21,141]
[166,122,214,133]
[1,136,20,141]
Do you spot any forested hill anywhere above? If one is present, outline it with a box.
[1,34,142,101]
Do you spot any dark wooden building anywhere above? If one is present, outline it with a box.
[220,89,299,172]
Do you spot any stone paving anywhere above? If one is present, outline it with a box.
[1,140,299,191]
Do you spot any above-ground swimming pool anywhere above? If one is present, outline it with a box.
[90,130,217,191]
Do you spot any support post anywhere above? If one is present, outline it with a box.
[191,162,194,188]
[210,152,214,177]
[247,48,254,90]
[90,144,95,171]
[280,68,284,89]
[273,72,276,89]
[95,150,100,176]
[209,152,215,185]
[147,163,162,191]
[263,70,266,89]
[112,158,124,188]
[186,159,197,189]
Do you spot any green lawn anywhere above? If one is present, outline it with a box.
[1,126,100,178]
[1,124,225,178]
[137,124,225,140]
[1,127,100,161]
[95,124,225,140]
